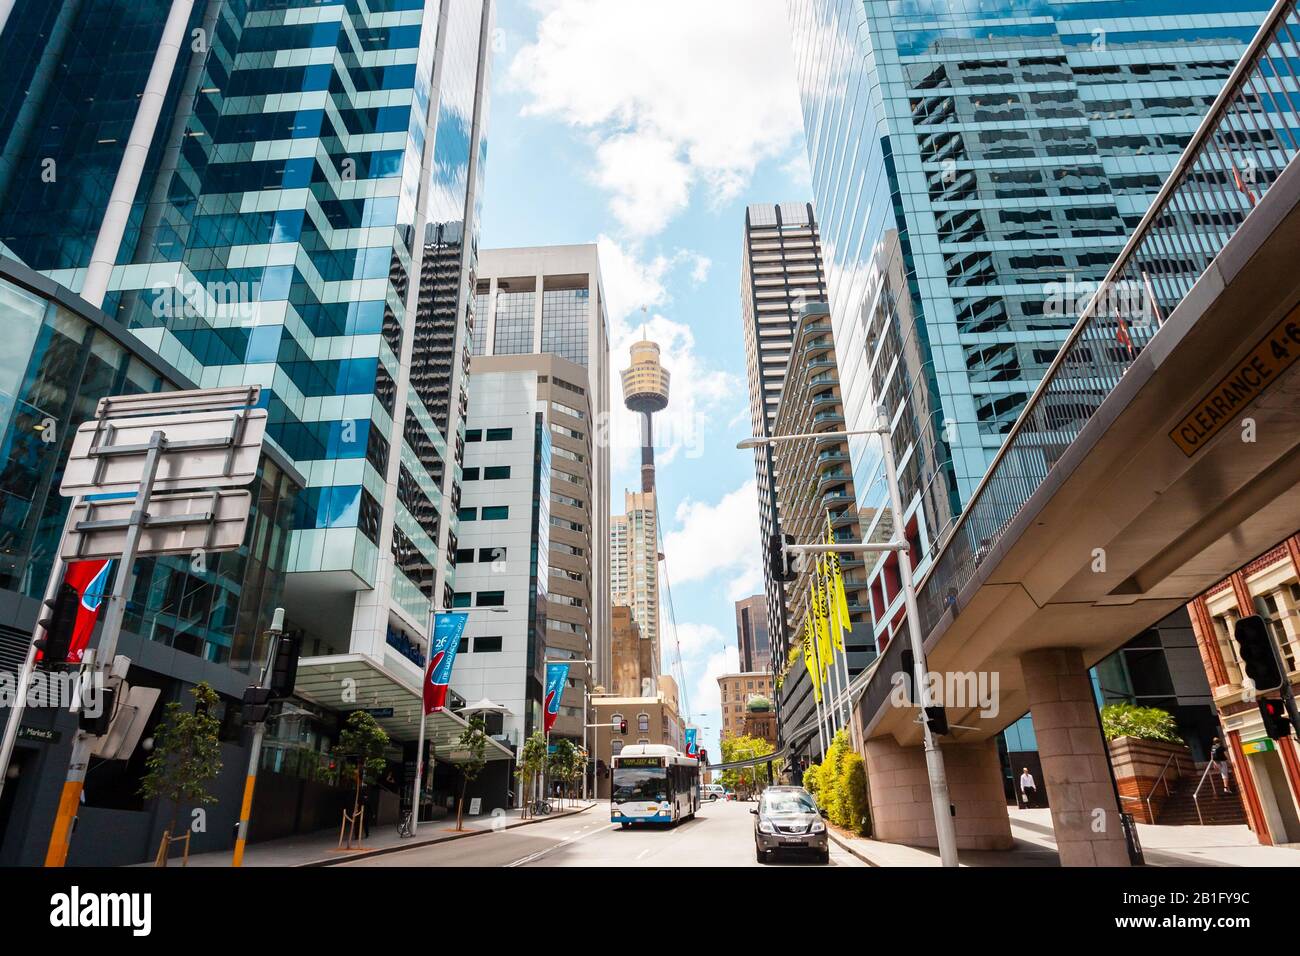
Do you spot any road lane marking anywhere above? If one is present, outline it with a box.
[505,822,616,867]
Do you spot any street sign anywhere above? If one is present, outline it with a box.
[1242,738,1276,755]
[60,409,267,496]
[17,726,61,744]
[62,490,253,560]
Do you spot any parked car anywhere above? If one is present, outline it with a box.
[701,784,727,802]
[752,786,829,864]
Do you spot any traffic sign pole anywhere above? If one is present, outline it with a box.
[0,502,80,807]
[233,610,282,867]
[45,432,165,866]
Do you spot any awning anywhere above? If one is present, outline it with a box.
[293,654,513,762]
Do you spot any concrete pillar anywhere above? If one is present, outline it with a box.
[865,736,1012,850]
[1020,647,1129,867]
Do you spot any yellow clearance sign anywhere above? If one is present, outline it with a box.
[1170,302,1300,456]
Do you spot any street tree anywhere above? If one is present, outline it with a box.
[455,714,488,830]
[334,710,390,826]
[139,681,223,859]
[517,731,548,817]
[719,735,781,799]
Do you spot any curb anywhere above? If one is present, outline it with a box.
[302,802,597,867]
[827,826,879,867]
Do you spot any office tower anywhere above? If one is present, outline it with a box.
[771,302,875,753]
[0,1,495,745]
[621,339,671,493]
[472,245,612,700]
[739,202,828,691]
[733,594,771,674]
[611,491,661,680]
[452,354,608,750]
[785,0,1278,652]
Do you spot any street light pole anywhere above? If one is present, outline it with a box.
[544,657,594,807]
[738,419,960,867]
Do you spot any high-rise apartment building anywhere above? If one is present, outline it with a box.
[610,490,661,681]
[740,202,828,690]
[472,245,612,699]
[772,302,875,757]
[734,594,770,674]
[785,0,1278,653]
[0,0,495,746]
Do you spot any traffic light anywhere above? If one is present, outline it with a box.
[268,631,301,699]
[34,582,79,670]
[79,684,116,737]
[1259,698,1294,740]
[768,533,796,583]
[1234,615,1284,691]
[924,706,950,736]
[241,686,273,725]
[618,718,628,734]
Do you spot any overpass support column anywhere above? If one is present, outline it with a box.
[1020,648,1129,867]
[864,737,1011,850]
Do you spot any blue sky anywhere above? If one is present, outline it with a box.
[477,0,811,761]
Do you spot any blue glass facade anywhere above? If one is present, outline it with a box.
[0,0,494,654]
[786,0,1277,653]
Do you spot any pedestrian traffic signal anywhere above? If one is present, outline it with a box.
[924,706,950,736]
[268,631,301,699]
[769,533,796,583]
[241,686,273,726]
[1258,698,1294,740]
[1234,615,1284,691]
[79,684,116,737]
[34,582,79,670]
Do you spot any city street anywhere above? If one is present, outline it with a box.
[341,799,867,868]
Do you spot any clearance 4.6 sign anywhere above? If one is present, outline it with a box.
[1170,303,1300,456]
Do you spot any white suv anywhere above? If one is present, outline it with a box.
[701,784,727,802]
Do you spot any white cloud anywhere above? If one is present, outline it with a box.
[661,481,763,599]
[689,254,712,284]
[509,0,805,237]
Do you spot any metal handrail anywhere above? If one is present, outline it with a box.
[906,0,1300,642]
[1191,760,1218,827]
[1144,752,1186,822]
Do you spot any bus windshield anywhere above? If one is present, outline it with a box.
[612,767,668,803]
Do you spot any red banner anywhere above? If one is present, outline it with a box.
[62,559,112,663]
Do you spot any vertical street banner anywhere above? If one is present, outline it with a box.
[684,726,699,758]
[64,559,112,664]
[423,612,469,714]
[544,662,569,734]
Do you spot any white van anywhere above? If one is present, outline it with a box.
[701,784,727,802]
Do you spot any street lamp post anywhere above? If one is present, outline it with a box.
[738,416,960,867]
[543,657,594,809]
[410,605,506,836]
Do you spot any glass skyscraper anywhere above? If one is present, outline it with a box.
[786,0,1278,653]
[0,1,494,711]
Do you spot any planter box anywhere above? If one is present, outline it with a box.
[1108,736,1193,824]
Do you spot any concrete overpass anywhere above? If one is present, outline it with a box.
[851,3,1300,865]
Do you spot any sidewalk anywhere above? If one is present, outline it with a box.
[170,800,597,868]
[827,807,1300,867]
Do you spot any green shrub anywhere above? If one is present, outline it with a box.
[802,760,821,799]
[800,730,870,836]
[1100,704,1183,744]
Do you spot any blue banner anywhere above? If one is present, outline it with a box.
[684,726,699,759]
[544,661,569,733]
[423,612,469,714]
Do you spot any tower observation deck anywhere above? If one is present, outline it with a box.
[620,340,670,492]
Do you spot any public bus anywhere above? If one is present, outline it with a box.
[610,744,699,827]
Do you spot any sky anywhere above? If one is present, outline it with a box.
[477,0,812,763]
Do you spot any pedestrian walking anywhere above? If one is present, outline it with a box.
[1019,767,1038,808]
[1210,737,1234,794]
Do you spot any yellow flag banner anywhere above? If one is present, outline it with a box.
[825,513,850,651]
[802,615,822,703]
[815,558,833,680]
